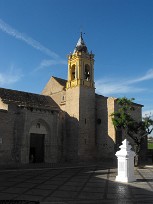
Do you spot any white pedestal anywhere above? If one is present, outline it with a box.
[115,139,136,183]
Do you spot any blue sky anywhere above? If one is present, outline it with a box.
[0,0,153,117]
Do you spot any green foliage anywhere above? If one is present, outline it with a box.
[148,142,153,149]
[110,97,135,132]
[111,97,153,155]
[143,116,153,134]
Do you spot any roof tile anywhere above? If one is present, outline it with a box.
[0,88,59,110]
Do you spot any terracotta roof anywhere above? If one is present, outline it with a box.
[0,87,59,110]
[53,76,67,87]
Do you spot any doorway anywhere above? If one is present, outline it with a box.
[29,134,45,163]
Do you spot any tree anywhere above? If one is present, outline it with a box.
[127,117,153,164]
[111,97,135,136]
[111,97,153,166]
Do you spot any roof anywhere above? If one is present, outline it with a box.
[73,32,88,54]
[0,87,59,110]
[96,93,108,99]
[53,76,67,87]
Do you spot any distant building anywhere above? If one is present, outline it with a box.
[0,34,143,164]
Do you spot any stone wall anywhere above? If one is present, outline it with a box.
[42,77,66,111]
[107,97,116,143]
[65,86,80,161]
[42,77,63,95]
[21,107,62,164]
[0,103,62,164]
[66,86,96,161]
[0,104,17,164]
[95,96,116,159]
[79,86,96,160]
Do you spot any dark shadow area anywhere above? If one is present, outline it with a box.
[29,134,45,163]
[0,164,153,203]
[136,179,153,182]
[0,201,39,204]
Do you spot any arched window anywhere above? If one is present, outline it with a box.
[84,64,90,81]
[36,123,40,128]
[71,65,76,80]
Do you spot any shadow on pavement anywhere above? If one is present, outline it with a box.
[0,164,152,204]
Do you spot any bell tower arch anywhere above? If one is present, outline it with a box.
[66,33,96,161]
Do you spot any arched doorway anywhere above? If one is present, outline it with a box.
[29,120,49,163]
[29,133,44,163]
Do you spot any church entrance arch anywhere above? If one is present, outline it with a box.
[29,119,49,163]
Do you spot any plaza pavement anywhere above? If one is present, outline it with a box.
[0,162,153,204]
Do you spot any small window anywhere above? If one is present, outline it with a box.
[62,95,65,101]
[85,118,86,124]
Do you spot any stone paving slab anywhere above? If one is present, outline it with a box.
[0,164,153,203]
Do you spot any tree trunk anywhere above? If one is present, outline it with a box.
[134,154,139,167]
[134,144,141,167]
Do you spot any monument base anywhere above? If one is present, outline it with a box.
[115,139,136,183]
[116,175,136,183]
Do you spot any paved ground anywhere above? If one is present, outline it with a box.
[0,163,153,204]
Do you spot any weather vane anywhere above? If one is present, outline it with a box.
[80,26,85,37]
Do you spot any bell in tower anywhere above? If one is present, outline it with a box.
[66,33,95,89]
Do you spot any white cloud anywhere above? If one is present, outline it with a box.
[0,19,59,59]
[0,66,22,86]
[96,78,145,95]
[142,110,153,118]
[0,73,19,85]
[36,59,67,71]
[129,69,153,84]
[0,19,67,72]
[96,69,153,95]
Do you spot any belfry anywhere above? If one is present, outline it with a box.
[66,32,95,89]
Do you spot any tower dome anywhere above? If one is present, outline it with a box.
[73,32,88,53]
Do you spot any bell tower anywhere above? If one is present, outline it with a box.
[66,32,95,89]
[66,33,96,161]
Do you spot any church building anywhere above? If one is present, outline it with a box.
[0,34,143,164]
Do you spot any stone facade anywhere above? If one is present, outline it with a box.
[95,95,113,159]
[0,34,143,164]
[65,86,96,161]
[0,89,62,164]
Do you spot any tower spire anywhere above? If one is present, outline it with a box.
[80,31,83,39]
[73,32,88,53]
